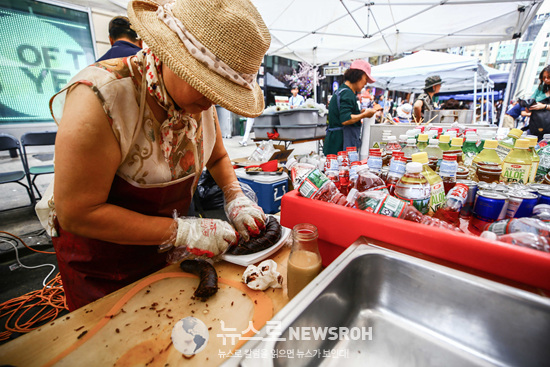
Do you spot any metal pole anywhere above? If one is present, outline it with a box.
[473,68,478,124]
[499,38,520,128]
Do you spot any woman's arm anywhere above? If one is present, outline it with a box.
[54,84,174,245]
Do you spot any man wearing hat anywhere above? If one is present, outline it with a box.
[97,16,143,61]
[413,75,443,123]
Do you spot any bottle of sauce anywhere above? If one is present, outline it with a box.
[440,153,458,194]
[411,152,446,214]
[500,138,532,184]
[287,223,322,299]
[395,162,431,214]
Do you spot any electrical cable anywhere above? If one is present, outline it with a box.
[0,233,67,343]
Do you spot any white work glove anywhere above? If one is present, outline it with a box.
[173,217,238,258]
[223,182,267,242]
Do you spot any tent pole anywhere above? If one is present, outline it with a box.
[473,68,478,124]
[313,65,318,103]
[490,81,495,124]
[499,38,520,128]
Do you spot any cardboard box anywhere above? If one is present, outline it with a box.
[280,190,550,292]
[232,144,294,167]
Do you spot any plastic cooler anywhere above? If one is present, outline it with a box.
[279,109,321,126]
[254,113,280,126]
[253,125,277,139]
[277,125,317,139]
[236,168,288,214]
[280,190,550,292]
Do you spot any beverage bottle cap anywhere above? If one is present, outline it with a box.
[418,134,429,142]
[543,134,550,140]
[399,134,408,141]
[514,139,530,149]
[388,135,397,142]
[369,148,382,156]
[451,137,463,147]
[527,136,537,147]
[465,135,478,142]
[509,128,523,139]
[439,135,450,143]
[406,162,423,173]
[411,152,429,164]
[428,138,439,145]
[407,138,417,144]
[443,153,457,161]
[483,140,498,149]
[392,150,405,157]
[346,146,357,151]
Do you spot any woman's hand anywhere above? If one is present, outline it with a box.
[528,102,549,111]
[172,218,238,257]
[224,194,266,241]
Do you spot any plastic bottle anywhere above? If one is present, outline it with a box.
[424,138,443,171]
[411,152,446,214]
[484,217,550,238]
[402,138,420,163]
[536,138,550,181]
[338,165,350,195]
[480,232,549,252]
[447,137,464,165]
[385,155,407,196]
[462,135,479,168]
[439,153,458,194]
[398,134,408,148]
[470,139,502,182]
[500,139,532,184]
[532,204,550,222]
[395,162,431,214]
[536,133,550,152]
[526,136,540,184]
[416,134,429,151]
[298,168,348,205]
[385,136,402,156]
[433,183,469,226]
[346,146,359,163]
[355,166,388,192]
[367,148,383,174]
[438,134,452,152]
[495,128,523,161]
[353,190,461,232]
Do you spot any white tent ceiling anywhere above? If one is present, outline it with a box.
[370,50,509,93]
[251,0,544,65]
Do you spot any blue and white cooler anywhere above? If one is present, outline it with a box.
[235,168,289,214]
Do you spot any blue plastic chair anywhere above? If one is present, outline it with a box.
[20,131,56,200]
[0,134,35,208]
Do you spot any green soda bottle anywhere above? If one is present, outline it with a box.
[412,152,446,214]
[496,128,523,161]
[500,139,532,184]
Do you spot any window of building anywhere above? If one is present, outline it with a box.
[543,50,548,57]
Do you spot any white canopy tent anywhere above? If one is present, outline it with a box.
[370,51,508,94]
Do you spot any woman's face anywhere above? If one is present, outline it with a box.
[351,74,368,93]
[162,64,213,114]
[542,70,550,85]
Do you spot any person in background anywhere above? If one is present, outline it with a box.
[289,85,305,108]
[495,99,503,122]
[324,60,379,155]
[238,117,254,146]
[396,103,413,123]
[97,16,143,62]
[503,101,524,128]
[441,98,459,110]
[37,0,269,310]
[529,65,550,108]
[413,75,443,122]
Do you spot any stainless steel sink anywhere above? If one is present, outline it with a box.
[224,239,550,367]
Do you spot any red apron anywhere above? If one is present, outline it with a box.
[52,174,194,311]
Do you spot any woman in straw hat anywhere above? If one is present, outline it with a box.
[37,0,271,310]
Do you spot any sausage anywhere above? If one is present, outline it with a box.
[179,259,218,301]
[225,216,282,255]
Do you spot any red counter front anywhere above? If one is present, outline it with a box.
[281,190,550,293]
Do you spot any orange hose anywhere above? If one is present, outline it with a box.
[0,273,68,342]
[0,231,55,254]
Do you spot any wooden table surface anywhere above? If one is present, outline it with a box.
[0,246,292,367]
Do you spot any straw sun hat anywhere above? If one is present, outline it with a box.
[128,0,271,117]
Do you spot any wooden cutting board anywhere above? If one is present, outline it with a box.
[0,247,291,367]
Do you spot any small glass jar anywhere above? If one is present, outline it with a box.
[287,224,322,300]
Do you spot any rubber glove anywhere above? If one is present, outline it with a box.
[168,217,238,259]
[223,182,266,241]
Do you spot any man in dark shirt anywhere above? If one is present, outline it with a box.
[97,16,142,62]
